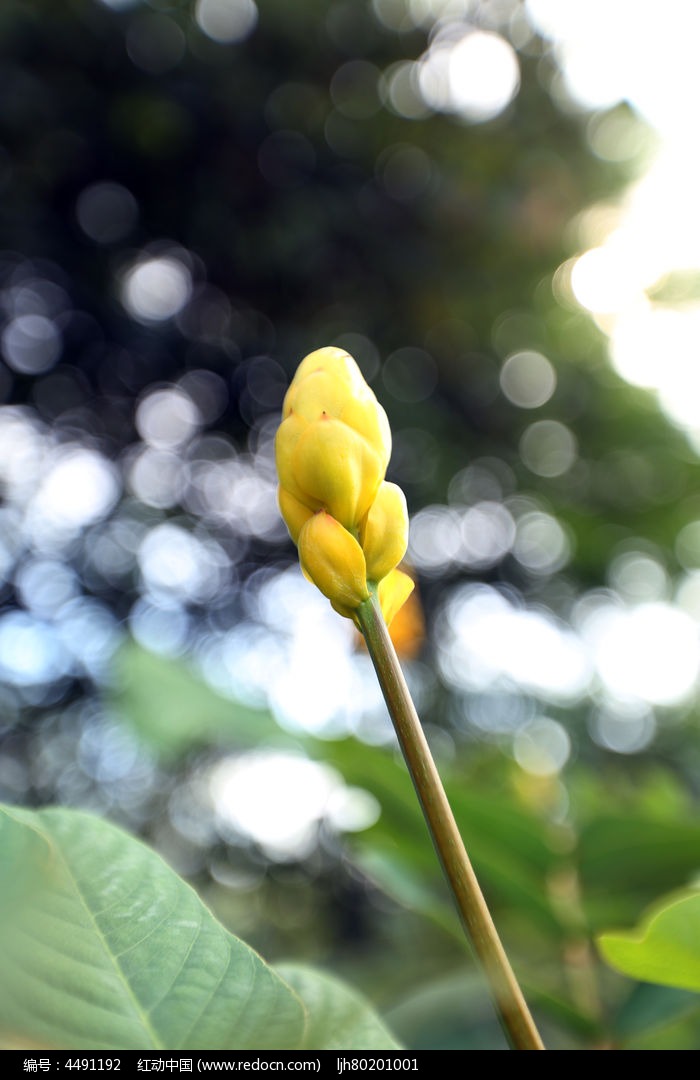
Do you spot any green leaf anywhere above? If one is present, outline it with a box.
[278,964,401,1051]
[598,891,700,993]
[0,804,305,1051]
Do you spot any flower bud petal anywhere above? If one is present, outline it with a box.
[293,416,383,528]
[360,482,409,583]
[278,487,314,544]
[286,369,354,424]
[275,412,320,509]
[290,346,366,397]
[299,511,369,617]
[339,397,391,470]
[378,568,414,627]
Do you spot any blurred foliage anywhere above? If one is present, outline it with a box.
[113,641,700,1049]
[1,0,700,1052]
[114,637,279,757]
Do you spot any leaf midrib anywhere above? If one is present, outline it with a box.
[35,809,165,1050]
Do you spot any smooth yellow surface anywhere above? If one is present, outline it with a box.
[377,569,415,627]
[276,346,411,624]
[360,482,409,583]
[298,511,370,617]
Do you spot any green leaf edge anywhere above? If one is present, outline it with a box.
[278,963,403,1051]
[597,889,700,993]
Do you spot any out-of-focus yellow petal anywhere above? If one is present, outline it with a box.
[360,481,408,583]
[377,568,415,628]
[386,581,424,659]
[298,511,369,617]
[354,572,423,657]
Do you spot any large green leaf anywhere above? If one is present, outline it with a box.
[0,804,305,1051]
[278,965,401,1050]
[598,891,700,993]
[0,805,393,1051]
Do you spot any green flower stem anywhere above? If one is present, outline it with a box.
[356,593,545,1052]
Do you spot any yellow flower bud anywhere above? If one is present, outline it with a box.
[360,481,409,583]
[298,511,369,618]
[377,568,415,627]
[275,346,390,531]
[277,345,413,627]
